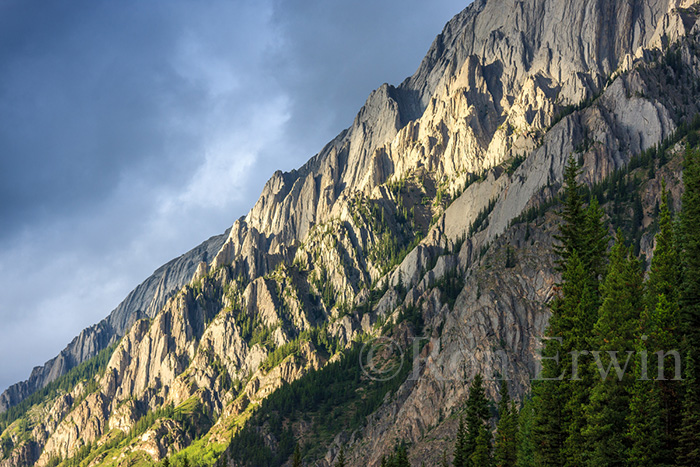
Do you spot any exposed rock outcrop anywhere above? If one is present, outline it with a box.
[3,0,700,466]
[0,232,227,414]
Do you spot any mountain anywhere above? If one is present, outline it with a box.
[1,0,700,466]
[0,232,227,414]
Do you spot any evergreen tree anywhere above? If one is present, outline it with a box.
[516,398,536,467]
[677,147,700,465]
[494,380,517,467]
[532,361,565,466]
[535,156,608,466]
[648,183,681,306]
[583,232,644,466]
[534,253,592,466]
[680,147,700,347]
[441,450,450,467]
[453,416,467,467]
[636,186,683,461]
[383,443,411,467]
[580,196,609,283]
[561,275,599,467]
[626,300,666,466]
[293,444,302,467]
[553,155,587,270]
[469,421,493,467]
[394,444,410,467]
[454,374,492,466]
[335,446,346,467]
[465,374,491,461]
[677,349,700,465]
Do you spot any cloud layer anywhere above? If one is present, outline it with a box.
[0,0,467,392]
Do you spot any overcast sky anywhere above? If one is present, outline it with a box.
[0,0,467,393]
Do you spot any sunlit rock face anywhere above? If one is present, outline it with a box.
[3,0,700,465]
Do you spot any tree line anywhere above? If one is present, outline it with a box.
[370,144,700,467]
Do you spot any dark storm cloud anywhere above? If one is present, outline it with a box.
[0,0,468,392]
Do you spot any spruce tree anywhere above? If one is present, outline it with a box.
[394,444,410,467]
[293,444,302,467]
[680,147,700,347]
[453,416,467,467]
[630,185,683,462]
[580,196,609,283]
[677,349,700,465]
[441,450,450,467]
[516,398,536,467]
[494,380,517,467]
[335,446,346,467]
[627,295,673,467]
[583,232,644,466]
[465,374,491,460]
[535,253,593,466]
[535,156,608,466]
[383,443,411,467]
[562,275,599,467]
[532,368,565,466]
[469,422,493,467]
[677,146,700,465]
[648,183,681,306]
[626,299,666,466]
[553,155,587,269]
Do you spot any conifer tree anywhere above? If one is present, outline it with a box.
[441,450,450,467]
[626,299,666,466]
[648,183,681,306]
[638,185,683,461]
[581,196,609,284]
[465,374,491,460]
[454,374,492,466]
[677,146,700,465]
[394,444,410,467]
[335,446,346,467]
[382,443,411,467]
[494,380,517,467]
[453,416,467,467]
[516,398,536,467]
[535,253,594,466]
[469,422,493,467]
[680,147,700,347]
[677,349,700,465]
[553,155,587,270]
[583,231,644,466]
[293,444,302,467]
[535,156,608,466]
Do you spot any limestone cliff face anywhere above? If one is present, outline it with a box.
[208,0,695,301]
[3,0,700,466]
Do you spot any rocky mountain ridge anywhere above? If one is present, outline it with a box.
[0,232,227,414]
[2,0,700,466]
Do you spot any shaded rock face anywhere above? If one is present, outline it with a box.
[3,0,700,466]
[0,441,40,467]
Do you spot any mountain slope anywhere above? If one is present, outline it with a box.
[0,232,227,414]
[2,0,700,466]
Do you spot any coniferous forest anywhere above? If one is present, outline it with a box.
[376,142,700,467]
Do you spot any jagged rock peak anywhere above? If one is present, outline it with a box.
[216,0,690,272]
